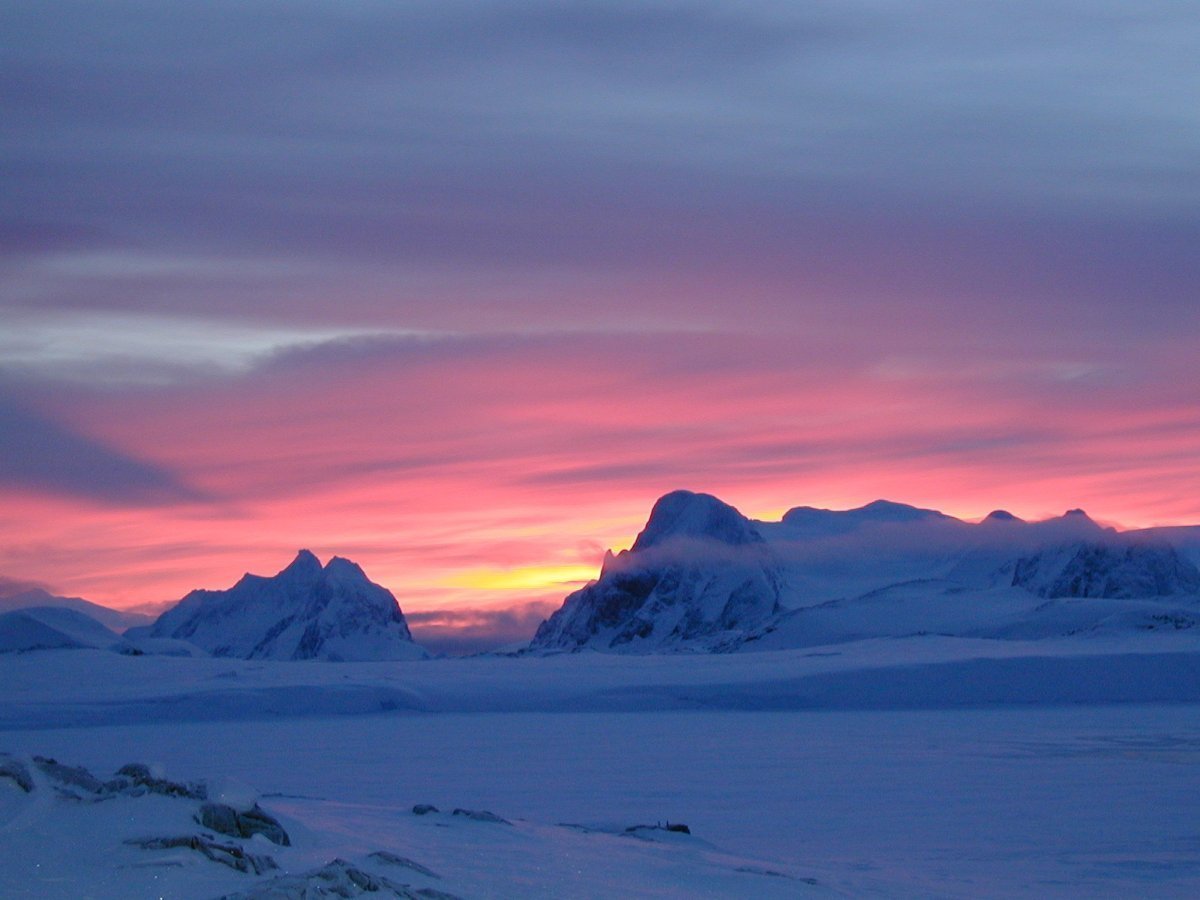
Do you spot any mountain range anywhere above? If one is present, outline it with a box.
[530,491,1200,653]
[3,492,1199,658]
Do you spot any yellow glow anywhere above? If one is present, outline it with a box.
[447,564,600,593]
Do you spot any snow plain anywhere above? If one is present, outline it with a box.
[3,638,1199,898]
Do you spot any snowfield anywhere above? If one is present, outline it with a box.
[3,639,1199,898]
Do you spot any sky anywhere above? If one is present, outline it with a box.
[2,1,1199,651]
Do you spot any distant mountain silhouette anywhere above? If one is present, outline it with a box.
[144,550,427,661]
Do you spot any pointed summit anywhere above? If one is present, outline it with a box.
[280,549,322,579]
[323,556,367,581]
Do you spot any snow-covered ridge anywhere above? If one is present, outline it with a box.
[142,550,427,662]
[530,491,1200,654]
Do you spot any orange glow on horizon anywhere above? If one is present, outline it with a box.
[3,333,1199,613]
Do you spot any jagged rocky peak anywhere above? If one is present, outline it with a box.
[280,548,322,578]
[148,550,426,661]
[632,490,765,551]
[530,491,781,653]
[1012,537,1200,599]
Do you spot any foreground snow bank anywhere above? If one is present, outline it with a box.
[0,752,819,899]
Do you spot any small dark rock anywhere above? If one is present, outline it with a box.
[451,808,510,825]
[116,763,152,780]
[411,803,439,815]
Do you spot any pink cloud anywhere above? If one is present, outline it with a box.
[2,331,1198,617]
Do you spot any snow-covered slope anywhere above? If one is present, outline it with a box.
[145,551,427,661]
[531,491,782,652]
[0,588,152,632]
[0,606,131,654]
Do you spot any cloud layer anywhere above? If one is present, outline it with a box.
[2,2,1198,641]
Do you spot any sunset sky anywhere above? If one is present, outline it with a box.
[2,2,1198,649]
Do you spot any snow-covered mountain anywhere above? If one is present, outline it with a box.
[0,587,153,632]
[529,492,1200,654]
[0,606,132,654]
[531,491,782,652]
[144,550,427,661]
[1009,539,1200,599]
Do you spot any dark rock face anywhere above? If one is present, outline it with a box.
[1013,541,1200,599]
[198,802,291,846]
[127,835,278,875]
[0,755,33,792]
[113,762,206,799]
[531,491,783,653]
[33,756,106,794]
[451,808,511,825]
[148,550,427,661]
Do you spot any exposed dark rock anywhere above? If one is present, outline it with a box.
[113,762,206,799]
[451,808,511,825]
[33,756,106,795]
[0,756,33,793]
[368,851,440,878]
[198,802,291,846]
[127,835,278,875]
[411,803,439,816]
[219,858,444,899]
[624,822,692,836]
